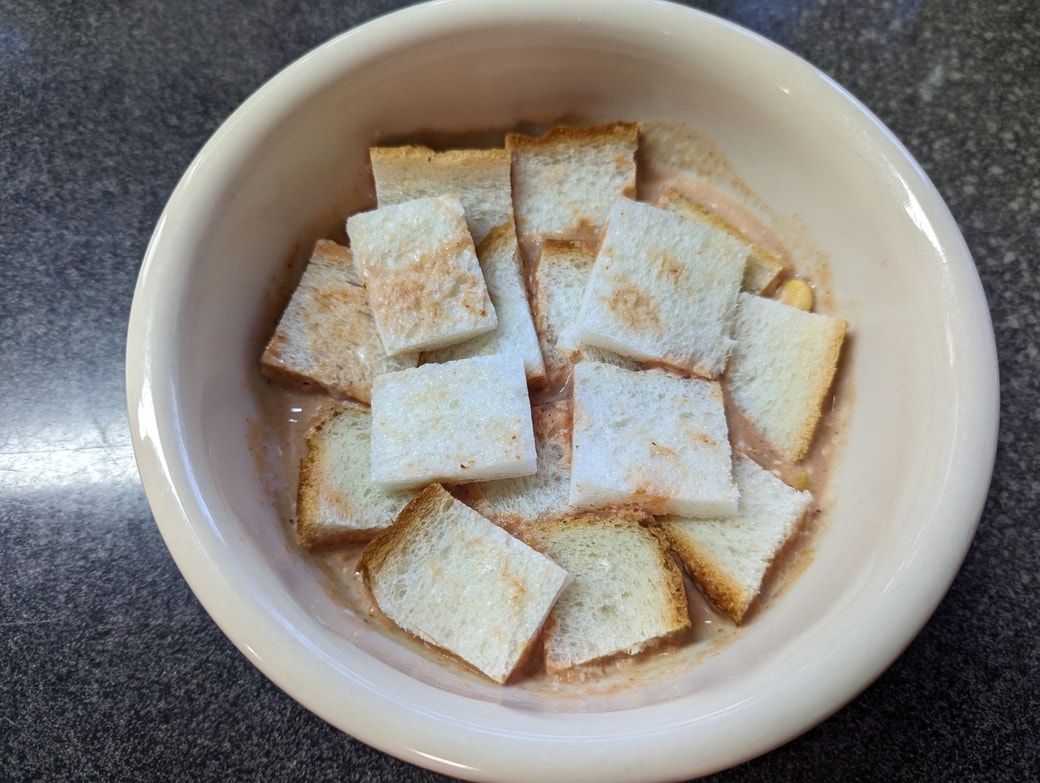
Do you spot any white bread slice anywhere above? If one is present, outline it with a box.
[424,221,547,384]
[456,400,572,529]
[260,239,417,403]
[530,513,690,673]
[369,353,537,490]
[506,122,638,243]
[661,456,812,623]
[357,483,570,684]
[576,198,747,378]
[346,194,497,356]
[569,361,737,516]
[532,239,641,387]
[655,187,784,295]
[726,292,847,463]
[369,145,512,245]
[296,404,416,549]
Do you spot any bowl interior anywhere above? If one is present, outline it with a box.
[128,2,997,780]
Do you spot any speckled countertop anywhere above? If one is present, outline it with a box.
[1,1,1037,780]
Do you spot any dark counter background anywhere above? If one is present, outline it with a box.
[2,1,1037,780]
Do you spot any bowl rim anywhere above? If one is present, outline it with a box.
[126,1,1000,780]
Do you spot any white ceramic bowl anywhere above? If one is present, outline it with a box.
[126,1,999,780]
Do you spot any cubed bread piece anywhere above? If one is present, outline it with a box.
[656,187,785,295]
[660,456,813,623]
[576,198,747,378]
[569,361,737,516]
[425,221,547,384]
[456,400,573,529]
[726,293,847,463]
[346,194,497,356]
[370,354,537,490]
[260,240,417,402]
[532,239,641,387]
[369,145,512,245]
[506,122,638,243]
[530,513,690,673]
[296,404,416,549]
[358,483,570,684]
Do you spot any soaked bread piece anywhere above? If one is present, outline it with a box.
[576,198,747,378]
[358,483,570,684]
[661,456,812,623]
[370,145,512,245]
[260,239,417,403]
[507,122,638,242]
[569,361,737,517]
[726,292,847,462]
[346,194,497,356]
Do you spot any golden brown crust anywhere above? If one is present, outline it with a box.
[789,318,848,462]
[356,483,446,587]
[663,533,748,623]
[506,121,639,152]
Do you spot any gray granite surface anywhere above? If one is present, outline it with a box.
[1,0,1037,780]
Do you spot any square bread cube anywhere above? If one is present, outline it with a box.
[506,122,638,242]
[260,239,417,403]
[569,361,737,516]
[346,194,497,356]
[425,222,547,385]
[531,513,690,673]
[661,456,813,623]
[296,404,416,549]
[358,484,570,684]
[576,198,748,378]
[370,353,537,490]
[370,145,512,245]
[726,293,847,462]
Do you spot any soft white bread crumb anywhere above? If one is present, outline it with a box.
[457,400,573,529]
[532,239,641,387]
[569,361,737,516]
[370,354,537,490]
[296,404,416,549]
[346,194,497,356]
[370,145,512,245]
[260,239,417,403]
[506,122,638,243]
[424,221,547,384]
[530,513,690,673]
[655,187,784,295]
[576,198,747,378]
[357,483,570,684]
[661,456,812,623]
[726,293,847,463]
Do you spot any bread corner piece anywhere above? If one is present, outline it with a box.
[660,456,812,623]
[570,361,737,517]
[506,122,638,243]
[346,194,497,356]
[370,353,537,490]
[530,513,690,674]
[369,145,512,246]
[726,292,847,463]
[358,483,570,684]
[576,198,747,378]
[260,239,417,403]
[296,404,417,549]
